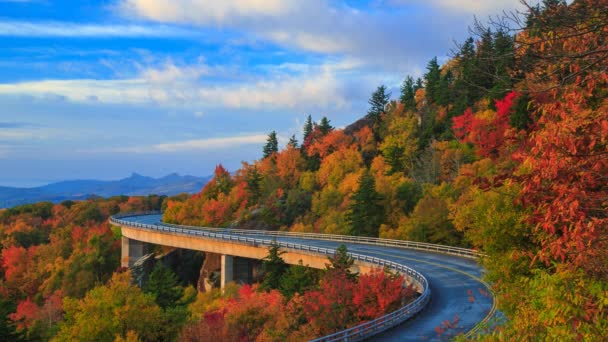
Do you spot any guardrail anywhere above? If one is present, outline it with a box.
[112,211,481,259]
[110,212,432,342]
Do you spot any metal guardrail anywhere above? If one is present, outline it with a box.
[110,212,432,342]
[112,211,482,259]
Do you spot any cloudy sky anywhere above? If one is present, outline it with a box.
[0,0,524,187]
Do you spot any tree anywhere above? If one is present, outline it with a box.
[347,171,384,237]
[326,244,357,281]
[366,85,391,128]
[287,134,299,149]
[400,76,416,110]
[302,115,314,147]
[260,242,288,291]
[318,117,333,136]
[263,131,279,158]
[245,166,263,203]
[279,261,320,299]
[424,57,441,103]
[56,272,164,342]
[143,263,185,310]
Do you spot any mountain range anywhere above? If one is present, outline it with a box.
[0,173,211,208]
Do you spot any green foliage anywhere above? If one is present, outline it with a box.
[263,131,279,158]
[366,85,391,128]
[302,115,313,145]
[424,57,441,103]
[399,76,416,110]
[279,261,320,298]
[143,263,185,310]
[318,117,333,136]
[260,242,288,291]
[326,244,357,281]
[395,181,422,215]
[245,166,263,203]
[347,171,384,237]
[287,134,299,148]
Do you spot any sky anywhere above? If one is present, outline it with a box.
[0,0,524,187]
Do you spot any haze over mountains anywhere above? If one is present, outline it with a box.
[0,173,211,208]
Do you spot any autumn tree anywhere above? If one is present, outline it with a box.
[56,272,165,341]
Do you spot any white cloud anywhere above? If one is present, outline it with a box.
[0,20,196,38]
[119,0,293,24]
[393,0,523,15]
[100,134,268,153]
[0,61,351,111]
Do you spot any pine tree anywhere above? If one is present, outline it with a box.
[143,263,184,310]
[424,57,441,103]
[260,242,288,291]
[400,76,416,110]
[279,261,319,298]
[245,166,262,203]
[318,116,333,136]
[414,77,424,91]
[287,134,299,148]
[262,131,279,158]
[347,170,384,237]
[326,244,358,281]
[367,85,391,126]
[302,115,313,145]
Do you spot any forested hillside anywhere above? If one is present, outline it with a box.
[163,0,608,339]
[0,0,606,340]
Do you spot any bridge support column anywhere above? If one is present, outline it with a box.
[121,237,149,268]
[220,254,234,289]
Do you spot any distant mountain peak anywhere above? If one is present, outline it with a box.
[0,172,212,209]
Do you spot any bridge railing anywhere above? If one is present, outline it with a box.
[110,213,432,342]
[111,211,481,259]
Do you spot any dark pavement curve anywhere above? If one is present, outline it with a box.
[121,214,494,341]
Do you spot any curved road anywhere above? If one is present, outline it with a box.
[120,214,493,341]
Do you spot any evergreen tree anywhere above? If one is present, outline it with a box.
[279,261,320,298]
[302,115,313,145]
[326,244,358,281]
[366,85,391,126]
[400,76,416,110]
[287,134,299,148]
[414,77,424,91]
[245,166,263,203]
[143,263,185,310]
[318,116,333,136]
[260,242,288,291]
[262,131,279,158]
[347,170,384,237]
[424,57,441,103]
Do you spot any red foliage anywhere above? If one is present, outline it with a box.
[353,269,410,321]
[516,87,608,272]
[307,130,354,158]
[302,272,356,335]
[452,108,474,141]
[452,92,520,158]
[9,298,39,330]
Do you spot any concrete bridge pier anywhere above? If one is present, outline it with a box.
[121,237,150,268]
[221,254,234,289]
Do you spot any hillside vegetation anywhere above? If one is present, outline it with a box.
[164,1,608,339]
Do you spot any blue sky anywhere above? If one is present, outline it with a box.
[0,0,523,187]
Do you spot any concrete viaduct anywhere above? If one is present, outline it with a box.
[111,213,495,341]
